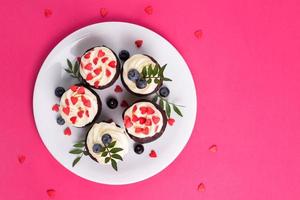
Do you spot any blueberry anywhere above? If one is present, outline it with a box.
[127,69,140,81]
[55,87,65,98]
[159,86,170,97]
[107,97,118,109]
[56,116,65,125]
[119,50,130,61]
[102,134,112,145]
[92,143,102,153]
[134,144,144,154]
[136,78,147,89]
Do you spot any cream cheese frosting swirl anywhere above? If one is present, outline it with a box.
[122,54,159,94]
[86,122,129,164]
[123,102,164,138]
[80,47,118,88]
[59,85,98,127]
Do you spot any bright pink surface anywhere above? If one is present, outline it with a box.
[0,0,299,199]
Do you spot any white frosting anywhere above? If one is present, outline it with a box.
[59,86,98,127]
[124,102,164,138]
[86,122,129,164]
[80,47,118,88]
[123,54,159,94]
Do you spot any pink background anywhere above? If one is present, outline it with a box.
[1,0,300,199]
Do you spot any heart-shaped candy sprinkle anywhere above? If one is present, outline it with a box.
[62,107,70,115]
[98,49,105,57]
[70,96,78,105]
[152,116,160,124]
[93,67,102,75]
[64,127,71,136]
[108,61,116,68]
[84,63,92,70]
[149,150,157,158]
[135,40,143,48]
[70,116,77,124]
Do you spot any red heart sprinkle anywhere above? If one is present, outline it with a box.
[132,115,139,122]
[52,104,59,112]
[100,8,108,18]
[70,116,77,124]
[149,150,157,158]
[105,69,111,77]
[85,110,89,117]
[94,67,102,75]
[93,57,98,65]
[108,61,116,68]
[70,96,78,105]
[84,52,91,59]
[64,127,71,136]
[84,63,92,70]
[197,183,205,192]
[65,99,69,106]
[82,96,91,107]
[77,87,85,94]
[18,154,26,164]
[209,144,218,153]
[101,57,108,63]
[86,73,93,81]
[46,189,56,198]
[62,107,70,115]
[124,115,130,121]
[140,106,148,114]
[135,127,143,133]
[167,118,175,126]
[147,107,155,114]
[194,30,203,39]
[114,85,123,93]
[144,5,153,15]
[145,119,152,126]
[98,50,105,57]
[132,105,137,112]
[155,125,159,132]
[142,127,149,135]
[152,116,160,124]
[44,9,52,18]
[135,40,143,48]
[121,100,129,108]
[77,110,84,118]
[125,120,133,128]
[94,81,100,88]
[70,85,78,92]
[139,117,146,124]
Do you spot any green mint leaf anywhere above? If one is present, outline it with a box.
[142,67,147,77]
[153,64,159,75]
[147,79,152,84]
[73,143,85,148]
[65,69,72,73]
[72,156,81,167]
[173,104,183,117]
[159,64,167,76]
[154,78,160,84]
[101,151,108,157]
[105,157,110,163]
[99,147,106,152]
[69,149,83,154]
[108,141,116,148]
[111,159,118,171]
[74,61,79,74]
[152,95,158,103]
[110,148,123,153]
[67,59,73,70]
[163,77,172,81]
[111,154,123,160]
[166,102,171,118]
[159,98,164,108]
[148,64,153,76]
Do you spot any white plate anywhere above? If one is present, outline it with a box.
[33,22,197,185]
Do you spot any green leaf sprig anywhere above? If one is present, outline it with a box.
[69,140,88,167]
[65,59,83,83]
[98,140,123,171]
[141,64,172,85]
[152,93,184,118]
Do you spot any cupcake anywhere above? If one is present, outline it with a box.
[123,100,167,143]
[85,122,129,165]
[121,54,163,96]
[80,46,120,89]
[59,85,101,127]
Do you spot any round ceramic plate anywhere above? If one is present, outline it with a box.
[33,22,197,185]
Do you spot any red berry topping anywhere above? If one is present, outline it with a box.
[94,67,102,75]
[101,57,108,63]
[77,87,85,94]
[70,96,78,105]
[98,49,105,57]
[52,104,59,112]
[94,80,100,88]
[93,57,98,65]
[108,61,117,68]
[194,30,203,39]
[46,189,56,199]
[105,69,111,77]
[167,118,175,126]
[152,116,160,124]
[84,63,92,70]
[84,52,91,59]
[147,107,155,114]
[62,107,70,115]
[121,100,129,108]
[65,99,69,106]
[86,73,93,81]
[70,116,77,124]
[70,85,78,92]
[18,154,26,164]
[132,115,139,122]
[149,150,157,158]
[77,110,84,118]
[135,40,143,48]
[144,5,153,15]
[114,85,123,93]
[145,119,152,126]
[139,117,146,124]
[64,127,71,136]
[100,8,108,18]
